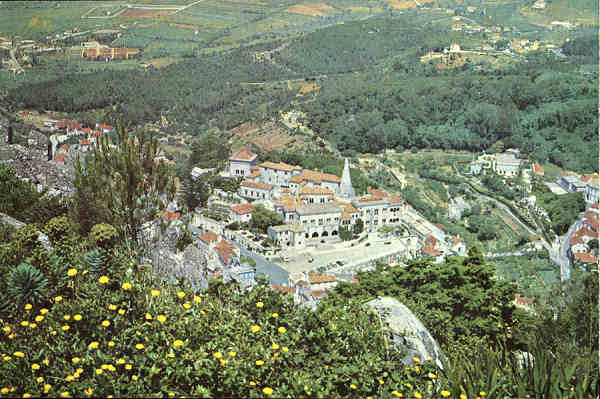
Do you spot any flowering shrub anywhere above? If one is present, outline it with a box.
[0,236,446,398]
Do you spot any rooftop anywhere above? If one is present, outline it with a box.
[230,147,257,162]
[296,202,343,216]
[308,272,337,284]
[298,186,334,196]
[198,231,219,244]
[290,169,341,184]
[260,161,301,172]
[231,203,253,215]
[241,180,273,190]
[270,224,305,233]
[574,252,597,264]
[496,153,521,165]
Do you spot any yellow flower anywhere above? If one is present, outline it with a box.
[0,388,7,394]
[350,384,357,390]
[13,352,24,358]
[136,344,144,350]
[72,357,80,363]
[34,315,44,322]
[29,323,37,329]
[414,393,422,399]
[95,369,103,375]
[173,340,184,348]
[76,368,83,374]
[23,393,31,398]
[151,289,160,296]
[64,314,71,321]
[256,302,264,308]
[413,356,420,363]
[24,304,32,310]
[108,341,115,347]
[228,351,236,357]
[262,387,273,395]
[441,391,451,397]
[282,346,289,352]
[131,375,138,381]
[249,382,256,386]
[98,276,109,284]
[414,365,420,372]
[90,341,99,349]
[107,364,116,371]
[183,302,191,309]
[37,377,44,383]
[392,391,403,398]
[176,291,185,298]
[8,333,15,339]
[40,308,48,315]
[50,330,57,335]
[480,393,486,397]
[379,379,384,385]
[213,352,222,359]
[460,395,467,399]
[85,388,93,396]
[108,304,117,311]
[117,358,125,365]
[2,326,10,333]
[67,268,77,277]
[428,372,437,379]
[65,375,74,382]
[168,393,175,397]
[271,343,279,350]
[145,313,152,320]
[31,363,40,370]
[55,296,63,302]
[278,326,287,333]
[73,314,82,321]
[122,282,132,290]
[157,315,166,323]
[125,364,132,370]
[43,384,51,393]
[101,320,110,327]
[21,321,29,327]
[60,391,69,397]
[42,359,49,366]
[118,309,125,315]
[426,357,432,361]
[251,325,260,333]
[193,295,202,303]
[255,360,264,366]
[220,359,228,366]
[405,383,412,388]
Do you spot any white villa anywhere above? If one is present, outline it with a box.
[493,152,522,177]
[229,147,258,177]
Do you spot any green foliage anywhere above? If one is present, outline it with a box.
[352,219,364,235]
[72,124,176,243]
[7,262,48,307]
[82,248,108,276]
[184,174,212,211]
[89,224,118,250]
[534,188,586,234]
[250,204,283,234]
[328,253,516,350]
[339,226,353,241]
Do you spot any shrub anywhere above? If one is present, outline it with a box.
[7,262,48,307]
[89,223,118,249]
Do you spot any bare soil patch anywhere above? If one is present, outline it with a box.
[285,3,334,17]
[230,121,314,152]
[169,23,198,30]
[383,0,418,9]
[119,9,175,18]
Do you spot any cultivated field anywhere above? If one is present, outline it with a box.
[284,3,336,17]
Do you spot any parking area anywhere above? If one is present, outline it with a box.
[278,233,409,274]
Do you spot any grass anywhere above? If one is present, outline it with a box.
[492,253,559,297]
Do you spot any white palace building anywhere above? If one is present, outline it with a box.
[228,147,407,249]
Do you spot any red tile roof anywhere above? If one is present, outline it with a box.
[91,130,102,137]
[308,272,337,284]
[591,203,600,209]
[241,181,273,190]
[198,231,219,244]
[340,202,358,219]
[67,120,81,130]
[81,127,92,134]
[271,285,295,294]
[247,171,260,179]
[215,239,237,265]
[514,293,534,306]
[583,218,599,231]
[59,144,70,151]
[260,161,300,172]
[230,147,257,162]
[231,203,253,215]
[298,186,334,195]
[296,280,309,287]
[425,236,439,247]
[434,223,447,231]
[580,173,600,182]
[99,124,113,130]
[570,235,584,246]
[533,163,544,175]
[80,138,91,145]
[290,169,341,184]
[349,276,360,284]
[583,211,599,220]
[423,246,441,256]
[574,252,598,264]
[162,211,180,221]
[311,289,328,298]
[367,187,388,198]
[54,153,67,163]
[275,196,298,212]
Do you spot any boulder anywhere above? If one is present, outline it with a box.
[366,297,445,369]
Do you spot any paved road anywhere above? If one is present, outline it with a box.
[240,247,289,286]
[558,218,581,281]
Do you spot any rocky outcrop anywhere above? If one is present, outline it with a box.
[366,297,445,369]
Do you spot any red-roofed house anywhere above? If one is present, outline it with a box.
[95,123,115,134]
[583,218,598,232]
[271,285,295,295]
[162,211,181,221]
[239,180,274,200]
[574,252,598,266]
[198,231,219,245]
[229,147,258,177]
[308,272,338,290]
[230,203,253,224]
[514,293,534,309]
[54,153,67,163]
[80,138,91,146]
[533,163,544,175]
[425,235,440,249]
[215,239,239,266]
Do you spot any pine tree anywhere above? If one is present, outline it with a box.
[72,123,176,245]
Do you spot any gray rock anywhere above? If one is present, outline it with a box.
[366,297,445,369]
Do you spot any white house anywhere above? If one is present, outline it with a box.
[493,152,521,177]
[229,147,258,177]
[267,224,306,248]
[230,203,253,224]
[584,178,600,204]
[239,181,274,200]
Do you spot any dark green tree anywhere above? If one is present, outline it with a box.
[353,219,364,235]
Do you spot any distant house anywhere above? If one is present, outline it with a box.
[239,181,274,200]
[449,235,466,256]
[95,124,115,134]
[514,293,534,310]
[54,152,68,163]
[230,203,253,224]
[267,224,305,249]
[469,161,483,175]
[447,197,470,220]
[308,271,338,290]
[493,152,521,177]
[533,163,544,175]
[573,252,598,268]
[584,178,600,204]
[557,174,586,193]
[229,147,258,177]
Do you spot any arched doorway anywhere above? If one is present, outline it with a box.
[312,232,319,238]
[322,231,329,237]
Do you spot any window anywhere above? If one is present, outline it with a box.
[375,210,379,215]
